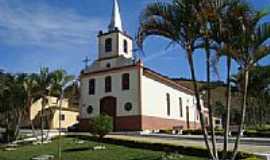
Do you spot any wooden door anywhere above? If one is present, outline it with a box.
[100,97,117,131]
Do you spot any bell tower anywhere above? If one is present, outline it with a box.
[98,0,133,60]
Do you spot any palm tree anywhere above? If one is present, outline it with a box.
[195,1,234,158]
[49,69,75,160]
[0,73,14,142]
[23,73,39,139]
[208,1,250,158]
[0,73,28,141]
[35,67,52,143]
[136,0,215,158]
[228,8,270,160]
[12,74,28,139]
[247,65,270,127]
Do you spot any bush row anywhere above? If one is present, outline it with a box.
[182,129,224,136]
[243,130,270,137]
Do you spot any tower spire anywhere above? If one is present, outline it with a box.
[108,0,123,32]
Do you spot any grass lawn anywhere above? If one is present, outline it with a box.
[0,137,206,160]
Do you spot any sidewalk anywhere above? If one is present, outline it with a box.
[140,133,270,146]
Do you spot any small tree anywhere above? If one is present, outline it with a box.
[89,114,113,139]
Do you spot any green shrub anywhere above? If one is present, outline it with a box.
[182,129,224,136]
[159,129,173,134]
[182,129,202,135]
[3,129,16,142]
[89,114,113,139]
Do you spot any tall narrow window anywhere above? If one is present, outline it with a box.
[122,73,130,90]
[186,106,190,128]
[105,38,112,52]
[123,39,128,53]
[61,114,65,121]
[105,76,112,92]
[179,97,183,117]
[166,93,170,116]
[89,79,95,95]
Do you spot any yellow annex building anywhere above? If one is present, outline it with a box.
[29,97,79,129]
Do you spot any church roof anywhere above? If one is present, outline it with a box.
[108,0,123,32]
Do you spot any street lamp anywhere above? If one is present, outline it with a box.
[58,79,78,160]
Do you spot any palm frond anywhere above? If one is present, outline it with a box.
[255,22,270,49]
[136,14,179,50]
[252,45,270,65]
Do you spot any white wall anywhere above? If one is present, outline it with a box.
[141,75,200,123]
[80,67,140,119]
[118,33,133,58]
[98,32,132,59]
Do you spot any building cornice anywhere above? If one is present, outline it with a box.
[80,63,140,78]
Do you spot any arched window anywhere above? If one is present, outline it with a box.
[105,76,112,92]
[87,105,93,114]
[179,97,183,117]
[122,73,130,90]
[123,39,128,53]
[61,114,65,121]
[166,93,170,116]
[186,106,190,128]
[89,79,95,95]
[105,38,112,52]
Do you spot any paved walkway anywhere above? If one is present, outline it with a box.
[107,134,270,154]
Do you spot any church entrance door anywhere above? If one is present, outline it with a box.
[100,96,117,131]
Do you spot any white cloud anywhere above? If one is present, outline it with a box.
[0,0,106,50]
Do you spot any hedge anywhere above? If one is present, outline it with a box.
[243,130,270,137]
[182,129,224,136]
[182,129,270,137]
[67,135,259,160]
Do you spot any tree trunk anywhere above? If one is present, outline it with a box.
[30,120,38,140]
[58,96,63,160]
[6,111,10,143]
[27,95,38,140]
[14,110,22,141]
[259,97,264,127]
[205,42,218,160]
[41,98,45,144]
[231,70,249,160]
[223,57,232,159]
[186,49,215,159]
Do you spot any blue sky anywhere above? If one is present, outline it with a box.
[0,0,270,81]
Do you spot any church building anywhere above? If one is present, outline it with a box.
[79,0,209,131]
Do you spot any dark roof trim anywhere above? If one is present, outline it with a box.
[97,29,133,40]
[80,63,138,78]
[46,106,79,112]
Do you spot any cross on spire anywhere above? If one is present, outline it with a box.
[82,56,91,69]
[108,0,123,32]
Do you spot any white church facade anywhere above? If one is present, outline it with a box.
[79,0,209,131]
